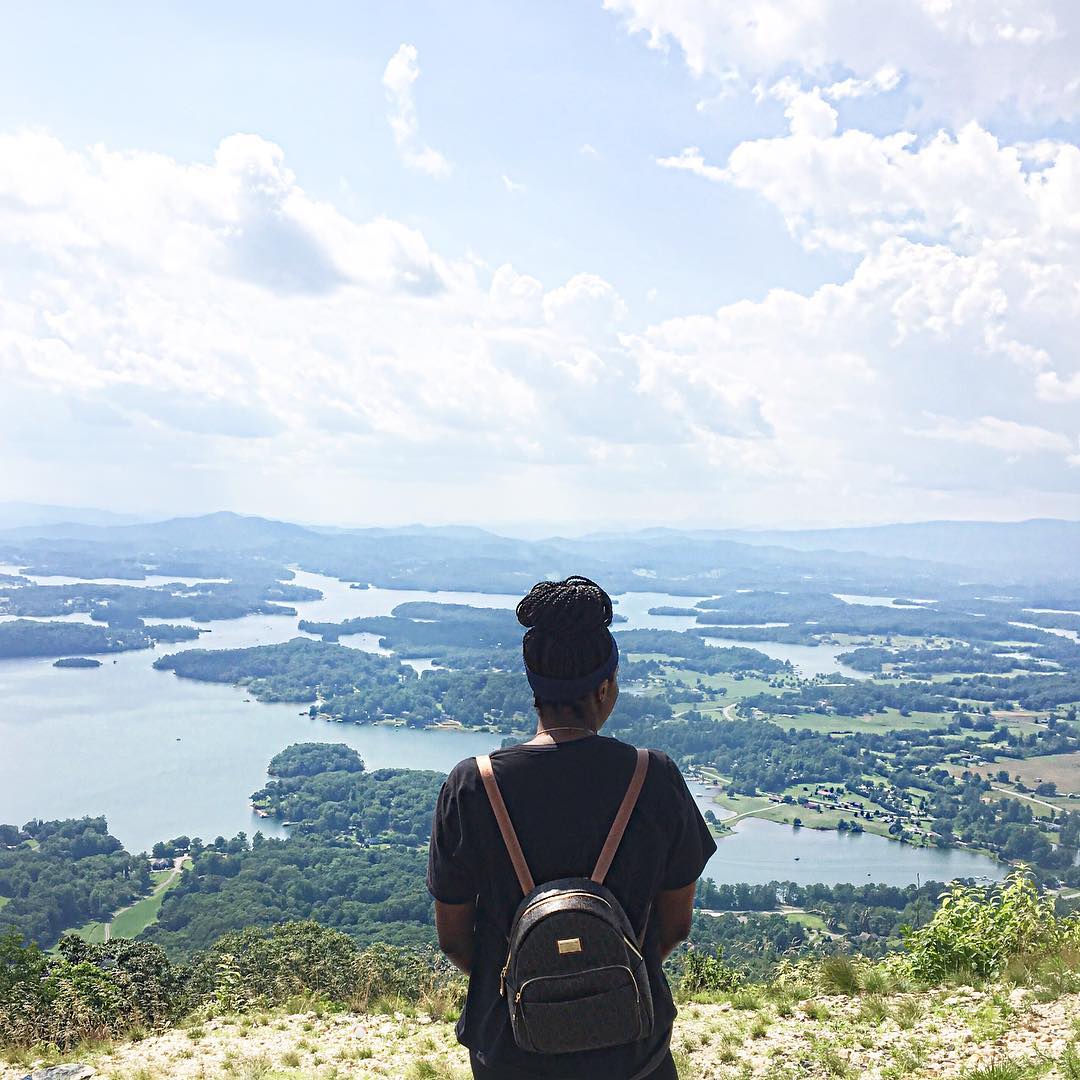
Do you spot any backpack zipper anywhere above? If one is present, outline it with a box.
[513,964,640,1007]
[519,890,613,921]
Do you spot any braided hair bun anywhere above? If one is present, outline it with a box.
[517,576,615,688]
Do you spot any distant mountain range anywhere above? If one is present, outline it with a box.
[711,520,1080,580]
[2,509,1078,588]
[0,502,148,531]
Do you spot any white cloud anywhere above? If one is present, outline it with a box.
[646,25,1080,515]
[654,146,725,182]
[579,143,602,159]
[543,273,628,338]
[382,44,453,178]
[3,126,1079,527]
[912,415,1074,455]
[488,264,544,324]
[824,66,902,101]
[604,0,1080,122]
[658,110,1080,261]
[0,132,771,523]
[501,174,526,193]
[1037,371,1080,402]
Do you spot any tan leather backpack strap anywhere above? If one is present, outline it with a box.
[592,747,649,885]
[476,755,535,896]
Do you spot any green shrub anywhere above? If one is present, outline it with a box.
[902,869,1077,983]
[1059,1043,1080,1080]
[0,931,184,1049]
[678,946,744,996]
[819,954,861,995]
[0,921,466,1051]
[184,921,463,1014]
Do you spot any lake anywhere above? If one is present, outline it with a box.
[687,783,1004,887]
[0,569,1005,884]
[701,636,871,680]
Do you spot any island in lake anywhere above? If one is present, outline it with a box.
[52,656,102,669]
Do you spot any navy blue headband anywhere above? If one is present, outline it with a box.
[524,635,619,703]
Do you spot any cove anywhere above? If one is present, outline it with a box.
[687,782,1005,887]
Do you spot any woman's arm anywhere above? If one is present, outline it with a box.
[434,898,477,973]
[654,882,696,961]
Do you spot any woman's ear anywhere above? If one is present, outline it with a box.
[596,671,618,706]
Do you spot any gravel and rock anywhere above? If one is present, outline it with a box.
[4,986,1079,1079]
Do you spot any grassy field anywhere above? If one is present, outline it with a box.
[68,866,183,947]
[69,918,109,944]
[982,787,1056,819]
[785,910,828,932]
[110,868,180,939]
[703,780,924,842]
[653,665,781,701]
[950,750,1080,794]
[705,790,773,818]
[765,707,951,735]
[751,799,902,840]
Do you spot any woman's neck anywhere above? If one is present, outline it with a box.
[530,718,597,744]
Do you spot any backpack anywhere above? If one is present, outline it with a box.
[475,746,655,1055]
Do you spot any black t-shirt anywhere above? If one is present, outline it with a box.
[426,735,717,1079]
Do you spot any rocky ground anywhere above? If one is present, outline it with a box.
[5,985,1080,1079]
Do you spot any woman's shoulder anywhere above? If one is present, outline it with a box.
[444,754,482,790]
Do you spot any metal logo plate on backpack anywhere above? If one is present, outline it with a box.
[556,937,582,955]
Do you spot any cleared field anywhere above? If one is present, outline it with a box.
[764,707,951,735]
[656,666,782,700]
[750,799,901,840]
[952,750,1080,794]
[110,870,179,939]
[706,782,906,840]
[70,919,108,945]
[785,910,828,931]
[983,787,1055,819]
[68,866,184,947]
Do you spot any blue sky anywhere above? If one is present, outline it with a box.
[1,2,1079,531]
[0,2,841,320]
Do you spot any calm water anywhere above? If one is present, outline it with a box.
[702,637,871,680]
[0,570,1005,882]
[687,783,1004,887]
[1010,621,1080,644]
[834,594,937,608]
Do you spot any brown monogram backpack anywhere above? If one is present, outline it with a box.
[476,747,655,1055]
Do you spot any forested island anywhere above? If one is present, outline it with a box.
[0,618,201,658]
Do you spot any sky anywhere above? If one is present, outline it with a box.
[1,1,1079,533]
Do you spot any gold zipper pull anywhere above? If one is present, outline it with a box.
[499,965,508,997]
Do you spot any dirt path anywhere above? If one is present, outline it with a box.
[991,785,1060,813]
[723,804,776,825]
